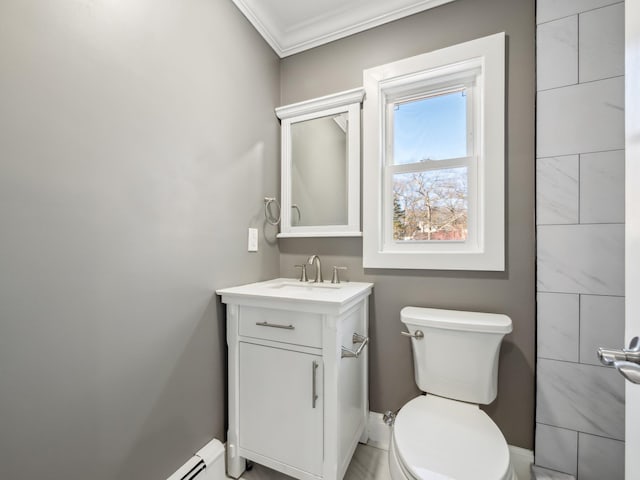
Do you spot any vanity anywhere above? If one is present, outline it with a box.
[217,278,373,480]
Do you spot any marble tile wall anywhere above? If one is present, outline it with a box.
[535,1,626,478]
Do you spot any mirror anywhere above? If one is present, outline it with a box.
[291,113,348,227]
[276,88,364,237]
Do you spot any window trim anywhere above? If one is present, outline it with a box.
[362,32,505,270]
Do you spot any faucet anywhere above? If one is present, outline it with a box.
[307,255,323,283]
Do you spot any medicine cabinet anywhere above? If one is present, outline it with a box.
[275,88,364,237]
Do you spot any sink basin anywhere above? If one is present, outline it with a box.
[217,278,373,313]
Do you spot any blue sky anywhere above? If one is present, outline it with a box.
[393,90,467,164]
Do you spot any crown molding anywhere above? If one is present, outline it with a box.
[231,0,457,58]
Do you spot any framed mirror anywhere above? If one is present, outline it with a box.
[275,88,364,237]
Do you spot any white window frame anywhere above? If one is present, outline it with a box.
[383,78,479,252]
[362,32,505,270]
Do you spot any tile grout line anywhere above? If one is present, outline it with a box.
[576,432,580,476]
[536,422,625,443]
[537,291,624,299]
[536,73,624,93]
[537,222,624,226]
[537,148,625,161]
[538,355,621,370]
[577,153,581,225]
[577,292,581,364]
[536,1,624,27]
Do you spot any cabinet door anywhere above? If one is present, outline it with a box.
[239,342,323,475]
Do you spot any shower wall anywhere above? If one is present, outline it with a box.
[535,1,626,478]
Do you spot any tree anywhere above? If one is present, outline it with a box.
[392,168,468,241]
[393,196,406,239]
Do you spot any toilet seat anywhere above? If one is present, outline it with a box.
[391,395,512,480]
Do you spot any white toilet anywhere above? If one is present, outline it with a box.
[389,307,516,480]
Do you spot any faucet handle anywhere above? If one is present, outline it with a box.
[331,266,348,284]
[294,264,308,282]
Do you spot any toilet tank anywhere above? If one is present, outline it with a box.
[401,307,512,405]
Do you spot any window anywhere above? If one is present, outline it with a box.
[388,87,474,244]
[362,33,505,270]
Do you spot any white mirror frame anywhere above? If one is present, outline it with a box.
[275,88,364,238]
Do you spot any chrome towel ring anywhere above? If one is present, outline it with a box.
[264,197,281,225]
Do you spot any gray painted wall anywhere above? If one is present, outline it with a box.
[279,0,536,449]
[535,1,626,478]
[0,1,280,479]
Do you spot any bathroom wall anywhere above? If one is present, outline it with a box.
[535,1,626,478]
[279,0,536,449]
[0,1,280,479]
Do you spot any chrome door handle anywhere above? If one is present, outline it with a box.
[311,360,319,408]
[597,336,640,366]
[613,361,640,384]
[598,337,640,384]
[401,330,424,340]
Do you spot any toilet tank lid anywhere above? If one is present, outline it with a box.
[401,307,512,334]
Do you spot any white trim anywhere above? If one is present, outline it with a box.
[275,88,365,120]
[230,0,457,58]
[362,33,505,271]
[626,2,640,479]
[277,231,363,238]
[509,445,534,480]
[366,412,392,451]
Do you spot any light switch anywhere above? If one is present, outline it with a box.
[248,228,258,252]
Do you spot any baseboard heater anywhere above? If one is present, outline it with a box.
[167,439,225,480]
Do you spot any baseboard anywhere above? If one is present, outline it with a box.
[509,445,534,480]
[367,411,534,480]
[166,438,225,480]
[366,411,391,450]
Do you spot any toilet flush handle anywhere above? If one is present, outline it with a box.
[401,330,424,340]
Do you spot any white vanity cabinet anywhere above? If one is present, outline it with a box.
[217,279,373,480]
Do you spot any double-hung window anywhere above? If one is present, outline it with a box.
[363,33,505,270]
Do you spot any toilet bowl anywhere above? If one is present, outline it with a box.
[390,307,516,480]
[389,395,515,480]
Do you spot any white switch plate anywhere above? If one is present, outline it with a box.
[248,228,258,252]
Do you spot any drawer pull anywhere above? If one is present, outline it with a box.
[255,321,295,330]
[312,360,319,408]
[341,333,369,358]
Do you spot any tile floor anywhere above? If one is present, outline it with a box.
[240,444,391,480]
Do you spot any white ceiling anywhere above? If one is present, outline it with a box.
[231,0,456,58]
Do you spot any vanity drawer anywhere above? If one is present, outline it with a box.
[238,306,322,348]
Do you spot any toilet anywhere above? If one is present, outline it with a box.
[389,307,516,480]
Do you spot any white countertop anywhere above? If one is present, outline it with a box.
[216,278,373,313]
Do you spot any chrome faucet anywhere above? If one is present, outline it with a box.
[307,255,323,283]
